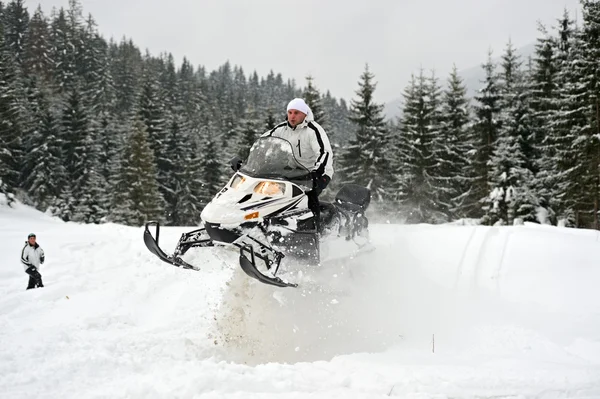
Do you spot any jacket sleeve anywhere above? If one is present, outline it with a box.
[308,122,334,179]
[21,244,32,267]
[40,248,45,264]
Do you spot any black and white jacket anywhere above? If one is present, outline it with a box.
[262,111,334,179]
[21,242,45,271]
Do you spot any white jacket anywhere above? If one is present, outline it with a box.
[21,242,45,271]
[261,111,334,178]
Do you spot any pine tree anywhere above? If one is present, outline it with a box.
[61,87,90,198]
[541,10,579,225]
[53,186,76,221]
[110,39,141,118]
[96,111,119,184]
[423,71,449,221]
[0,18,11,201]
[178,57,206,127]
[90,30,118,188]
[248,70,261,110]
[303,75,326,126]
[394,70,446,223]
[2,0,29,66]
[22,95,65,210]
[23,6,52,82]
[162,114,192,225]
[483,47,538,225]
[338,65,392,203]
[481,41,539,224]
[138,58,167,199]
[264,109,276,130]
[175,134,204,225]
[110,119,164,226]
[70,108,110,224]
[236,106,263,161]
[483,134,537,225]
[566,1,600,229]
[439,65,473,219]
[176,162,201,226]
[497,41,536,168]
[80,15,105,101]
[80,33,119,204]
[21,77,64,209]
[552,21,594,227]
[160,53,179,109]
[465,51,501,219]
[198,128,224,210]
[530,23,561,224]
[530,23,559,159]
[0,16,24,194]
[67,0,87,81]
[71,159,109,223]
[322,93,353,148]
[49,7,76,92]
[0,24,12,202]
[232,65,247,116]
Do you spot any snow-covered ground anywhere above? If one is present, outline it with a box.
[1,199,600,398]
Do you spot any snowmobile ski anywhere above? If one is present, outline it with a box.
[143,221,211,271]
[239,244,297,288]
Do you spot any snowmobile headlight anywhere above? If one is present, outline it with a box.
[254,181,286,196]
[230,175,246,189]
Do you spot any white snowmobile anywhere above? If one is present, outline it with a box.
[143,136,372,287]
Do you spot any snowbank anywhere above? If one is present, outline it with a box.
[1,202,599,398]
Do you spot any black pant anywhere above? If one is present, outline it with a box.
[307,189,322,233]
[308,175,331,233]
[26,266,43,289]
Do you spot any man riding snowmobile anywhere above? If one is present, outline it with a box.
[263,98,333,232]
[143,100,371,288]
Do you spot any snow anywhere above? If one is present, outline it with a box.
[1,199,600,398]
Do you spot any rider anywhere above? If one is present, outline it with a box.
[262,98,334,231]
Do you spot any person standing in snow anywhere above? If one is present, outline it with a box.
[21,233,45,290]
[261,98,334,232]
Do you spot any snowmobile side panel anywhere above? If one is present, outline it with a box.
[335,184,371,211]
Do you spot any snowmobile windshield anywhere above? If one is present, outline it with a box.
[240,137,311,181]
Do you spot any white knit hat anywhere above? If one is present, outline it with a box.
[286,98,310,115]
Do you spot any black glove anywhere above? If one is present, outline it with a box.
[310,171,331,193]
[229,156,242,172]
[40,255,45,264]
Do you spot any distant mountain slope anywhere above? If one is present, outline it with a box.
[384,43,536,121]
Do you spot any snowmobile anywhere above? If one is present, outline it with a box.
[143,136,372,288]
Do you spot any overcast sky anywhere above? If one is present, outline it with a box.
[35,0,582,103]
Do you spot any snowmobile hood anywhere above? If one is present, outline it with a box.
[200,170,305,226]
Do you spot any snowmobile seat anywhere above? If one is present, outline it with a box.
[335,184,371,211]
